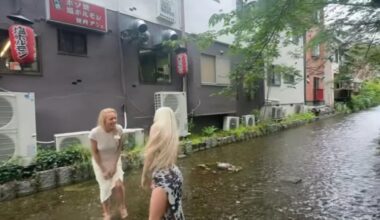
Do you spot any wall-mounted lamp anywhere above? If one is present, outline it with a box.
[7,14,34,25]
[153,29,178,46]
[120,19,150,44]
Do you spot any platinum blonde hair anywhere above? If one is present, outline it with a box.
[97,108,117,130]
[141,107,179,188]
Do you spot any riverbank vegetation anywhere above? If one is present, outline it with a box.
[335,79,380,113]
[187,112,316,144]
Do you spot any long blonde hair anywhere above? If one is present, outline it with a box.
[141,107,179,188]
[97,108,117,130]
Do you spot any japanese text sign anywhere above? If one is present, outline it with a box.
[8,25,36,64]
[46,0,107,32]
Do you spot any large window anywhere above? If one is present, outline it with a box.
[58,29,87,55]
[284,73,295,84]
[201,54,231,85]
[311,44,320,58]
[268,65,281,86]
[139,49,171,84]
[0,29,40,74]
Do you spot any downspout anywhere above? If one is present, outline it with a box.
[116,0,128,129]
[303,32,307,105]
[180,0,187,93]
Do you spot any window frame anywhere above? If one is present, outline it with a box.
[268,65,281,87]
[284,73,295,84]
[138,48,172,85]
[311,44,320,58]
[57,29,87,56]
[200,53,231,86]
[0,29,42,76]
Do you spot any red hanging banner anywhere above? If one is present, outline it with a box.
[8,25,36,65]
[175,48,188,76]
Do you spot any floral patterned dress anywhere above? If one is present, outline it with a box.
[152,165,185,220]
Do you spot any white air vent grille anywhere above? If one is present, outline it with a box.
[0,133,15,162]
[154,92,188,137]
[0,97,13,128]
[60,137,83,149]
[163,94,179,111]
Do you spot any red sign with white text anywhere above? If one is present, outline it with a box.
[46,0,107,32]
[8,25,36,65]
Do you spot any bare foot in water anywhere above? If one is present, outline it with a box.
[103,213,111,220]
[120,207,128,219]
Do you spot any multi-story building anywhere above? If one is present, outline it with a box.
[262,35,305,119]
[0,0,264,141]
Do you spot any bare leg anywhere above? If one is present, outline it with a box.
[114,179,128,218]
[101,198,111,220]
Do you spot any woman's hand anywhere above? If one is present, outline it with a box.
[103,171,112,180]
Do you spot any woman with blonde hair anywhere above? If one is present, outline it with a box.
[89,108,128,220]
[141,107,185,220]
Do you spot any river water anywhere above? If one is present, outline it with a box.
[1,107,380,220]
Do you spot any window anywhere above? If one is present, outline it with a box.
[0,29,40,74]
[58,29,87,55]
[201,54,231,85]
[201,54,216,83]
[312,44,320,58]
[268,65,281,86]
[284,74,295,84]
[139,48,171,84]
[291,35,300,45]
[314,10,322,23]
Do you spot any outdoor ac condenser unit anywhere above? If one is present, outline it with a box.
[241,115,255,127]
[0,92,37,165]
[122,128,144,149]
[295,104,305,114]
[223,116,239,131]
[272,106,285,120]
[54,131,91,151]
[154,91,188,137]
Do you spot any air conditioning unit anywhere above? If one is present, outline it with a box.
[154,91,188,137]
[223,116,239,131]
[0,92,37,165]
[295,104,305,114]
[122,128,144,149]
[271,106,285,120]
[241,115,255,127]
[54,131,91,151]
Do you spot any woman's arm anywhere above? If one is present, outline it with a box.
[109,129,123,176]
[90,139,109,178]
[149,187,168,220]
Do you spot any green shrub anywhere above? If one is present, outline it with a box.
[35,149,60,171]
[202,126,218,137]
[56,146,91,167]
[0,161,23,184]
[349,80,380,111]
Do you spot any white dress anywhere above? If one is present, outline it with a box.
[89,124,124,202]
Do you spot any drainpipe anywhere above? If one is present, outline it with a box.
[303,32,307,106]
[180,0,187,93]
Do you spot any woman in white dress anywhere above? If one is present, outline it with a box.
[89,108,128,220]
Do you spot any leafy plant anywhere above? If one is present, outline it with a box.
[56,146,91,168]
[202,126,218,137]
[35,149,59,171]
[123,145,144,167]
[0,161,23,184]
[349,80,380,112]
